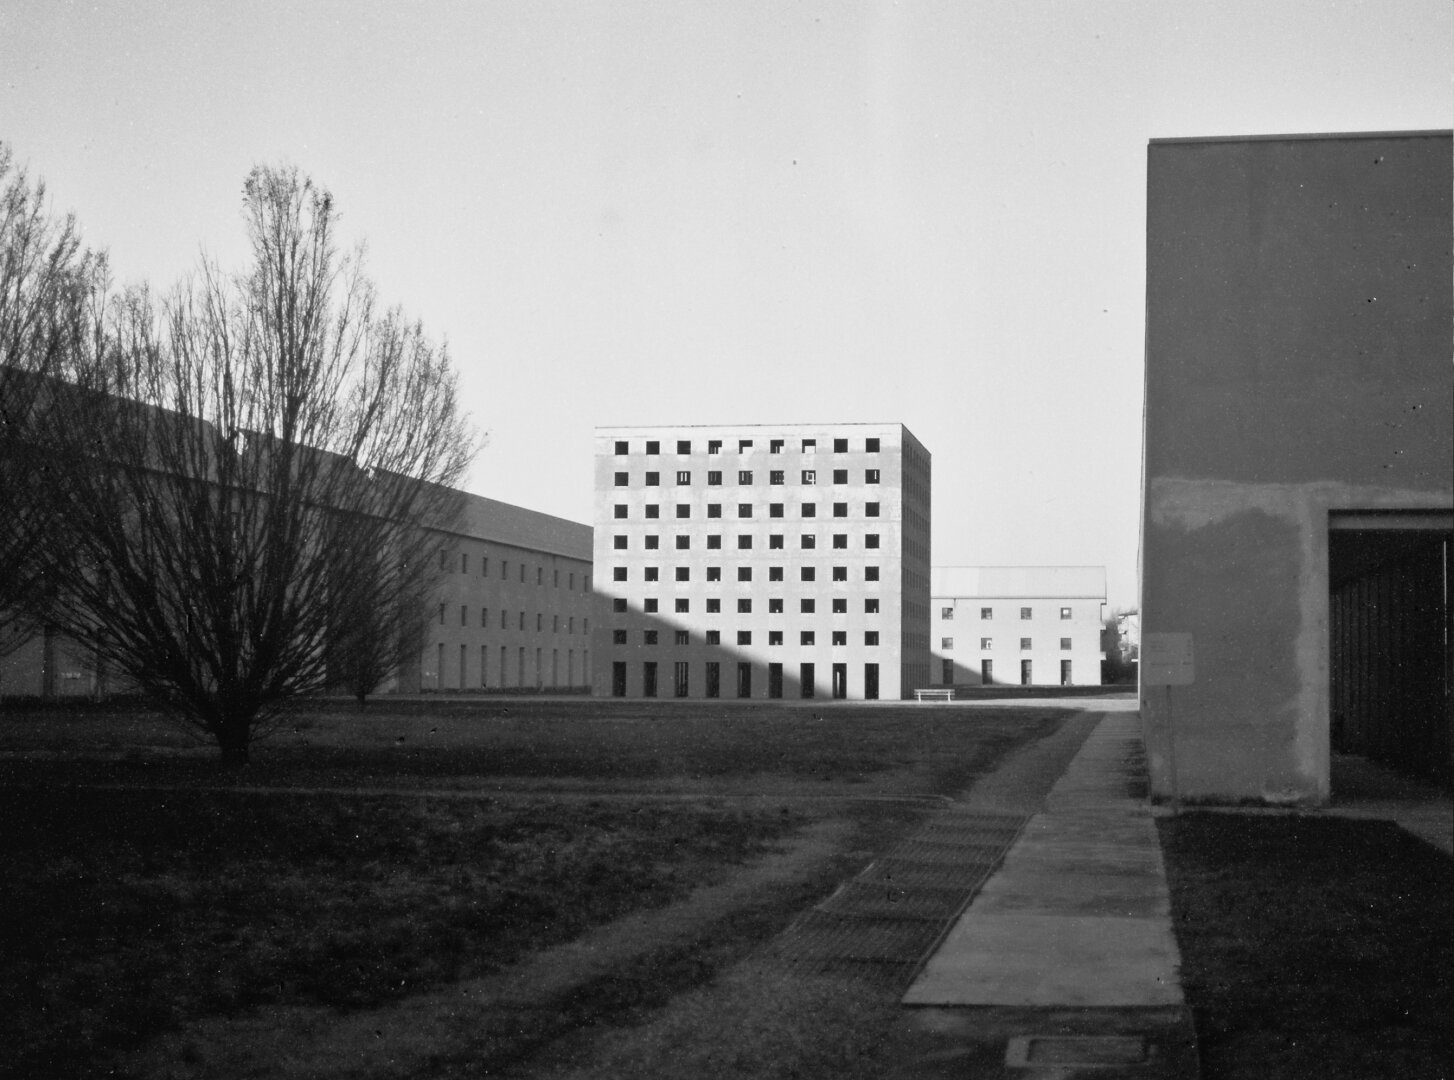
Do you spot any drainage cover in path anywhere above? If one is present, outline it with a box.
[773,809,1026,987]
[1006,1035,1150,1068]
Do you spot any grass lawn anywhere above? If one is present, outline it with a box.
[1159,812,1454,1080]
[0,698,1064,794]
[0,699,1071,1079]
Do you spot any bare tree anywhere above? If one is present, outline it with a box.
[324,510,442,709]
[1101,607,1139,683]
[37,166,473,761]
[0,144,106,658]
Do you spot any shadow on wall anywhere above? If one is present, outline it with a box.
[589,600,896,701]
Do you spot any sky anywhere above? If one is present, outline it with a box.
[2,0,1449,610]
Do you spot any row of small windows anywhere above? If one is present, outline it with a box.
[614,596,879,615]
[612,564,882,582]
[615,437,881,456]
[939,606,1075,620]
[614,501,880,520]
[612,660,880,700]
[443,551,589,592]
[613,629,880,647]
[615,469,880,487]
[614,532,881,551]
[940,637,1075,651]
[439,604,590,635]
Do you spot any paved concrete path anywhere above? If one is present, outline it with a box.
[903,709,1183,1008]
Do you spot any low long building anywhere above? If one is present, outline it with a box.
[0,491,595,698]
[931,566,1106,687]
[412,493,594,693]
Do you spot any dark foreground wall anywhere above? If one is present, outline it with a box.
[1141,132,1452,804]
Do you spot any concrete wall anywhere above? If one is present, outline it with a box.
[1141,132,1453,804]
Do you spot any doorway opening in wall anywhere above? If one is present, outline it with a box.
[982,660,993,685]
[864,663,878,700]
[1020,659,1032,686]
[1328,512,1452,794]
[1061,660,1072,686]
[832,663,847,699]
[611,662,626,697]
[768,663,782,699]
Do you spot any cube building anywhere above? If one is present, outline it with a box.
[592,424,931,699]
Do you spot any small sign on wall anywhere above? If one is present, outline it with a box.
[1142,632,1195,686]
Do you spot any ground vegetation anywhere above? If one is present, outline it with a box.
[0,699,1066,1079]
[1160,812,1453,1080]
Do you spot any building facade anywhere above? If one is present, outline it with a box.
[0,626,108,699]
[0,491,595,698]
[931,567,1105,687]
[592,423,931,700]
[411,493,594,693]
[1142,131,1452,802]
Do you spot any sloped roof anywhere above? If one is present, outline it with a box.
[452,492,592,562]
[932,566,1106,599]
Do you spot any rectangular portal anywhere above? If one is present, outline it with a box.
[1330,519,1452,786]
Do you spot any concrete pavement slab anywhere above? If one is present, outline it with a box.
[902,913,1182,1007]
[903,712,1184,1009]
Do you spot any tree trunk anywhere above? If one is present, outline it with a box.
[216,718,251,767]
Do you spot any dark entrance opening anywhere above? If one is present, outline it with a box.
[1329,516,1452,789]
[611,661,627,697]
[768,662,783,699]
[736,661,752,699]
[832,662,847,699]
[864,662,878,700]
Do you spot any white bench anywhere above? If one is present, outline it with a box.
[914,688,955,703]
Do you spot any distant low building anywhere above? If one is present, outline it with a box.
[931,567,1106,687]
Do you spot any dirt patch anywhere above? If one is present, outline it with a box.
[118,818,854,1079]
